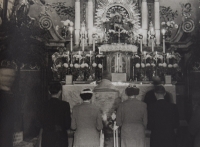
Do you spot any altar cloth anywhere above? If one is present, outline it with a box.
[62,83,176,110]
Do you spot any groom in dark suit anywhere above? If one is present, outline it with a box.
[148,85,179,147]
[39,82,71,147]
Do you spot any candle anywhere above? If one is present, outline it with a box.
[167,53,169,64]
[82,36,84,51]
[67,51,70,63]
[140,38,143,52]
[152,36,154,52]
[93,36,95,51]
[162,29,166,53]
[155,51,157,64]
[71,54,73,64]
[90,51,92,63]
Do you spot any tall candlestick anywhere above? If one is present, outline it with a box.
[90,51,92,63]
[71,54,73,64]
[82,36,84,51]
[163,36,165,53]
[93,36,95,51]
[67,51,70,63]
[152,37,154,52]
[162,29,166,53]
[140,38,143,52]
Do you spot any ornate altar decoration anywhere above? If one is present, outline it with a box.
[10,0,196,82]
[50,0,188,82]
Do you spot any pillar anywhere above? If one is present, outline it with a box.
[141,0,148,46]
[154,0,160,45]
[87,0,93,45]
[75,0,80,46]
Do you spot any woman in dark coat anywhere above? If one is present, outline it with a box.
[116,85,147,147]
[71,88,103,147]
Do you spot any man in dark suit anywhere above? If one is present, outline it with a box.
[148,85,179,147]
[144,76,173,107]
[39,82,71,147]
[0,67,16,147]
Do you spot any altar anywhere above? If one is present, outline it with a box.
[62,83,176,109]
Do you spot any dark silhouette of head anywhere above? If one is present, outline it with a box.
[125,85,140,96]
[48,82,62,95]
[152,76,162,86]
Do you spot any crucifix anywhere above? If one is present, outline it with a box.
[114,29,122,43]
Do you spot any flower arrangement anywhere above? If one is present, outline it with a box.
[160,6,178,40]
[161,21,178,39]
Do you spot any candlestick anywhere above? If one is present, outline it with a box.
[162,29,166,53]
[82,36,84,51]
[71,54,73,64]
[90,51,92,63]
[93,34,95,51]
[69,26,73,52]
[67,51,70,63]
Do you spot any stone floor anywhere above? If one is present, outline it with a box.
[16,120,193,147]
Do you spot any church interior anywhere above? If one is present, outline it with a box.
[0,0,200,146]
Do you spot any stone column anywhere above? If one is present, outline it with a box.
[75,0,80,46]
[87,0,93,45]
[154,0,160,45]
[141,0,148,45]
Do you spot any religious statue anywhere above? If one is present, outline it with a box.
[80,22,88,47]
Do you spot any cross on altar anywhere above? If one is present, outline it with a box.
[116,29,121,43]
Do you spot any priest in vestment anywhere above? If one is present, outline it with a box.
[93,71,119,92]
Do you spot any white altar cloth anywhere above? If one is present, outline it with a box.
[62,83,176,110]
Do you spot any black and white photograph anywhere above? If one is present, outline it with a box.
[0,0,200,147]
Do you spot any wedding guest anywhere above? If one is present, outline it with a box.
[71,88,103,147]
[148,85,179,147]
[115,85,147,147]
[0,67,16,147]
[94,70,118,92]
[144,76,173,107]
[189,100,200,147]
[39,82,71,147]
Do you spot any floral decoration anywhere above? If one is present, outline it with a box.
[160,6,178,40]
